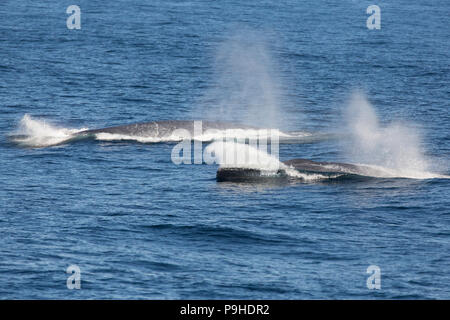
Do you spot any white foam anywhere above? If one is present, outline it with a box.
[11,114,87,147]
[94,132,187,143]
[352,163,450,179]
[94,128,300,143]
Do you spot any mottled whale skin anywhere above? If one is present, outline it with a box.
[282,159,385,176]
[77,120,336,145]
[216,158,388,182]
[80,120,257,138]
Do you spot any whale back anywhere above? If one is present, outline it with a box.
[80,120,257,137]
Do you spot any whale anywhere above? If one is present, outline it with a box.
[11,115,334,148]
[216,158,389,182]
[79,120,258,138]
[76,120,335,144]
[282,159,387,176]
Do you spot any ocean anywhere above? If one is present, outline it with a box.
[0,0,449,299]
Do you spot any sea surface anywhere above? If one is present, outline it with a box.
[0,0,449,299]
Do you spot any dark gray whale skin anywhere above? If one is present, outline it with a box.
[216,159,387,182]
[80,120,257,138]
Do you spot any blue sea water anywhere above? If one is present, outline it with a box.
[0,0,449,299]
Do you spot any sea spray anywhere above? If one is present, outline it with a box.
[11,114,87,148]
[343,92,437,179]
[196,30,290,129]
